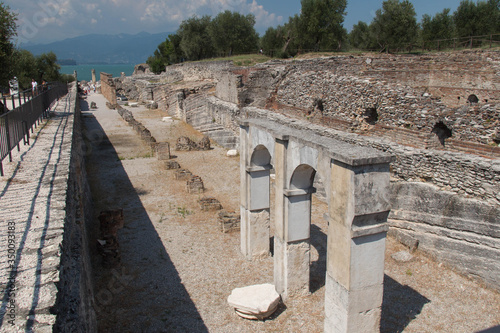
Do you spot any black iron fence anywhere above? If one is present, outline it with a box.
[0,82,68,176]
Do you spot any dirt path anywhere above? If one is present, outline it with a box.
[82,93,500,332]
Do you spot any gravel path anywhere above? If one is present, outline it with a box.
[83,93,500,333]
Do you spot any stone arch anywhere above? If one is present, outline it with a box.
[290,164,316,190]
[239,118,392,333]
[250,144,271,167]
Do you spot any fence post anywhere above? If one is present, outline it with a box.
[437,40,440,51]
[18,93,21,107]
[5,115,12,162]
[24,120,30,145]
[490,34,493,48]
[470,37,473,48]
[11,96,15,109]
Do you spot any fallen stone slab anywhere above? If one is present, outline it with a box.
[227,149,238,157]
[227,283,280,320]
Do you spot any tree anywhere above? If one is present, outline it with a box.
[261,26,285,57]
[12,49,37,89]
[421,9,455,44]
[369,0,418,51]
[147,37,176,74]
[0,3,17,87]
[454,0,500,37]
[36,52,60,82]
[348,21,373,49]
[208,11,259,56]
[299,0,347,51]
[178,16,214,61]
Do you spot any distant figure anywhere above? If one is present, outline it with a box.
[41,80,47,92]
[31,79,38,95]
[259,48,263,54]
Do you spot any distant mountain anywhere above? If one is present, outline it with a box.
[21,32,171,65]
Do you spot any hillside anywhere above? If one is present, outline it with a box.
[22,32,170,65]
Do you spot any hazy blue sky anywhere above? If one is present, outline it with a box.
[6,0,462,44]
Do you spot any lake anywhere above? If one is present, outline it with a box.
[60,64,136,82]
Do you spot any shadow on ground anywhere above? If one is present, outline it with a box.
[81,101,208,332]
[381,274,430,333]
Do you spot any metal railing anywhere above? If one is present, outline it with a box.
[0,83,68,176]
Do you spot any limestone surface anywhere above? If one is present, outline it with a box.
[227,283,280,320]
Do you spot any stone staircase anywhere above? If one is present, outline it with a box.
[184,95,239,149]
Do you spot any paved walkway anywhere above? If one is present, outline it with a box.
[0,87,75,332]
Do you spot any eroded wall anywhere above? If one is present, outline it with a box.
[115,51,499,290]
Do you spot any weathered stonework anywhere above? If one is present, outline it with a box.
[198,197,223,211]
[186,175,204,193]
[100,72,117,106]
[218,210,241,233]
[113,50,499,295]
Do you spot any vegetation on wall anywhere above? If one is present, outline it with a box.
[143,0,500,70]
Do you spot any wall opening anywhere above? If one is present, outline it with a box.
[467,94,479,104]
[251,145,271,167]
[363,107,379,125]
[431,121,452,146]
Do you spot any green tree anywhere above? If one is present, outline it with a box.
[348,21,373,49]
[147,37,175,74]
[280,14,302,56]
[208,11,259,56]
[299,0,347,50]
[369,0,418,51]
[36,52,61,82]
[421,9,455,48]
[0,2,17,87]
[167,33,184,64]
[454,0,500,37]
[178,15,214,61]
[261,26,285,57]
[12,49,37,89]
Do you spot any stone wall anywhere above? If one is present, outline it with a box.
[53,84,97,331]
[119,52,499,289]
[163,60,232,82]
[244,106,500,291]
[100,72,117,106]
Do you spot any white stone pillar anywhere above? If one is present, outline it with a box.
[239,122,271,260]
[324,161,391,333]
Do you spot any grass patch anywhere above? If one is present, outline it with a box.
[196,54,271,67]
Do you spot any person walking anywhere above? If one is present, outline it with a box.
[31,79,38,96]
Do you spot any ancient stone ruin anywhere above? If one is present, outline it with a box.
[218,210,241,233]
[175,136,211,151]
[106,51,499,332]
[198,196,223,211]
[186,175,204,193]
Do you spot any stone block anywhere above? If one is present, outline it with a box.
[174,169,192,180]
[176,136,198,151]
[156,142,171,160]
[227,283,280,320]
[186,175,204,193]
[198,196,223,211]
[219,210,240,233]
[165,161,181,170]
[227,149,239,157]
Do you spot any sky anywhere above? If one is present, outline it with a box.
[5,0,463,45]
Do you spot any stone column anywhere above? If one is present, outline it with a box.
[324,161,391,333]
[275,187,316,299]
[239,123,271,260]
[91,69,96,84]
